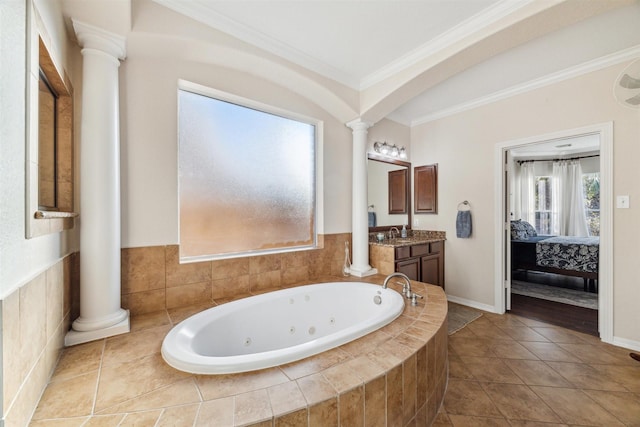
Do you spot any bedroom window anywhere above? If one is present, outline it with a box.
[534,176,553,235]
[533,171,599,237]
[177,81,321,262]
[583,173,600,236]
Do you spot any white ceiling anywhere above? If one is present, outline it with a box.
[153,0,640,125]
[152,0,504,89]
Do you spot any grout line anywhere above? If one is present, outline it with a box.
[153,408,166,427]
[90,338,107,416]
[193,376,205,402]
[192,402,202,427]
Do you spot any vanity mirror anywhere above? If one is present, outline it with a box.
[367,153,411,232]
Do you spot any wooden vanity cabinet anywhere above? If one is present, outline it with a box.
[394,241,444,288]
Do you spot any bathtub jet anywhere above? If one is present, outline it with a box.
[161,281,405,374]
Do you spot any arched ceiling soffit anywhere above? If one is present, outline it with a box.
[126,32,359,124]
[359,0,633,124]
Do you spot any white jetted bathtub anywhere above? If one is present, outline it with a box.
[161,281,405,374]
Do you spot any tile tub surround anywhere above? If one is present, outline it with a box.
[120,233,353,315]
[30,275,448,426]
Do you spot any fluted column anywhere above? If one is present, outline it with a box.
[65,20,130,346]
[346,119,377,277]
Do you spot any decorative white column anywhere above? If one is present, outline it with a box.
[346,119,377,277]
[65,20,130,346]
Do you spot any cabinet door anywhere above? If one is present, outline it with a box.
[396,258,420,281]
[421,254,442,287]
[388,169,408,214]
[414,164,438,214]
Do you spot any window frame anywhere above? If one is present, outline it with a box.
[26,31,77,238]
[176,80,324,262]
[533,175,553,235]
[38,68,59,211]
[532,171,601,237]
[582,172,600,236]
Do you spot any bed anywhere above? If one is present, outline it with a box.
[510,220,599,292]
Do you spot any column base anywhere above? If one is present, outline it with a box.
[349,267,378,277]
[65,310,130,346]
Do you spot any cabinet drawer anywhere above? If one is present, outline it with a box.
[395,246,411,260]
[410,244,429,257]
[430,241,443,254]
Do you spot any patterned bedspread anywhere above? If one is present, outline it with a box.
[536,236,599,273]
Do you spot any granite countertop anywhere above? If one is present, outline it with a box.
[368,230,446,248]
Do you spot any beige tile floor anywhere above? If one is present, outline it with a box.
[437,309,640,426]
[29,303,640,426]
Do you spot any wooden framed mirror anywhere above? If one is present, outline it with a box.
[367,153,411,232]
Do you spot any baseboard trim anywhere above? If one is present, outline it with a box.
[612,336,640,352]
[446,294,498,313]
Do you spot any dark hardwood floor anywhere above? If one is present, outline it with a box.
[509,270,599,336]
[509,293,598,336]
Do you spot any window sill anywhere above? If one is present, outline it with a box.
[29,211,78,238]
[34,210,79,219]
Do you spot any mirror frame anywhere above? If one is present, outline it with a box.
[367,153,412,232]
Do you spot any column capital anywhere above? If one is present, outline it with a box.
[346,118,374,132]
[72,19,126,60]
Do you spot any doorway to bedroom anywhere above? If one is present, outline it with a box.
[509,135,599,335]
[497,123,613,340]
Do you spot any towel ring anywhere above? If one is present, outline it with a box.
[457,200,471,211]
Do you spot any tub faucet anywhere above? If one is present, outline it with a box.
[382,272,411,298]
[389,227,400,239]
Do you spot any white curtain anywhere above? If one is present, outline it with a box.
[552,160,589,236]
[518,162,536,225]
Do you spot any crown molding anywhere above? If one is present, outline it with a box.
[411,45,640,127]
[359,0,535,90]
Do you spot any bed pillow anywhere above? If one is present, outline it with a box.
[510,220,537,240]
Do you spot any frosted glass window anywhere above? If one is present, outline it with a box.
[178,88,317,261]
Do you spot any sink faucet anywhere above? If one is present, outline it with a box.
[382,272,411,298]
[389,227,400,239]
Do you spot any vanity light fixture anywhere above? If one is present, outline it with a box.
[373,141,407,159]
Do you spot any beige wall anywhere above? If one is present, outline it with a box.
[368,118,411,159]
[410,61,640,344]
